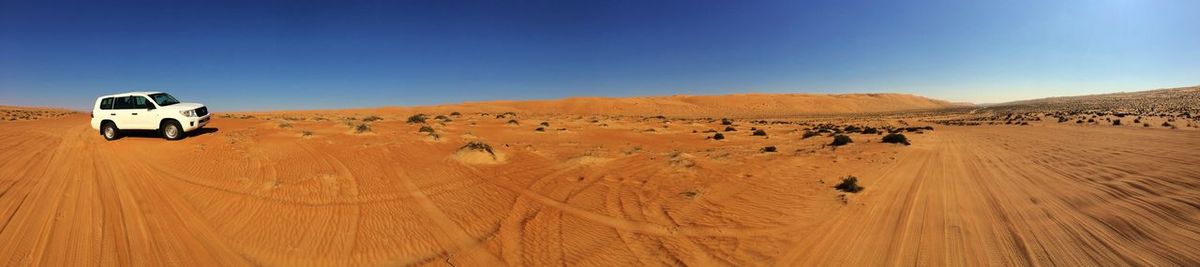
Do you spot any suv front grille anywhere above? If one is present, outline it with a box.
[195,106,209,117]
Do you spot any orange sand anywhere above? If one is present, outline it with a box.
[1,93,1197,266]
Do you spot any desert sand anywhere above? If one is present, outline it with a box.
[1,90,1198,266]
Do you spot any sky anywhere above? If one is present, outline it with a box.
[1,0,1198,111]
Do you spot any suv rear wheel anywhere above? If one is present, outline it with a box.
[162,120,184,140]
[101,122,120,141]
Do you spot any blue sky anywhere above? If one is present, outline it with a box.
[1,0,1198,111]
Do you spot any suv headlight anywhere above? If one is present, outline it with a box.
[180,110,198,117]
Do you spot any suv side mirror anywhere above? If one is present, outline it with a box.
[147,105,156,110]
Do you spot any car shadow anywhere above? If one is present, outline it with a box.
[189,127,219,137]
[117,127,220,139]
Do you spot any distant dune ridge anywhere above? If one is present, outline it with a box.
[377,93,963,117]
[988,85,1200,113]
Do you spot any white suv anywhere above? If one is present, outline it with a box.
[90,91,211,140]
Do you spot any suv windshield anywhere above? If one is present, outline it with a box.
[148,93,181,106]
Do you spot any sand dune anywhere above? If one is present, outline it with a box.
[245,93,962,118]
[0,105,76,122]
[0,92,1198,266]
[988,85,1200,113]
[460,93,962,117]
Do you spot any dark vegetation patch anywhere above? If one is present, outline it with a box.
[835,176,863,193]
[460,141,495,155]
[406,114,427,124]
[802,131,821,139]
[418,126,435,134]
[830,135,853,146]
[355,123,372,133]
[881,133,910,145]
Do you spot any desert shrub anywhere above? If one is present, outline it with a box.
[802,131,821,139]
[830,135,853,146]
[460,141,494,154]
[406,114,427,124]
[355,123,372,133]
[1087,118,1095,123]
[881,133,910,145]
[843,125,861,133]
[721,118,733,125]
[834,176,863,193]
[301,131,313,137]
[724,126,737,132]
[1162,122,1173,127]
[712,133,725,140]
[362,115,383,122]
[535,127,545,132]
[760,146,777,153]
[507,119,519,125]
[434,115,449,121]
[1143,123,1150,127]
[278,122,293,128]
[418,125,435,133]
[1112,119,1121,126]
[539,121,550,127]
[862,127,878,134]
[450,111,461,116]
[752,129,767,136]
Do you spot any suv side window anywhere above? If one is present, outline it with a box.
[113,96,133,109]
[131,97,150,109]
[99,97,114,110]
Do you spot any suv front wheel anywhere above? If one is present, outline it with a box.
[162,120,184,140]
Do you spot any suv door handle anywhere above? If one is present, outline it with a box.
[132,113,138,115]
[110,113,116,116]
